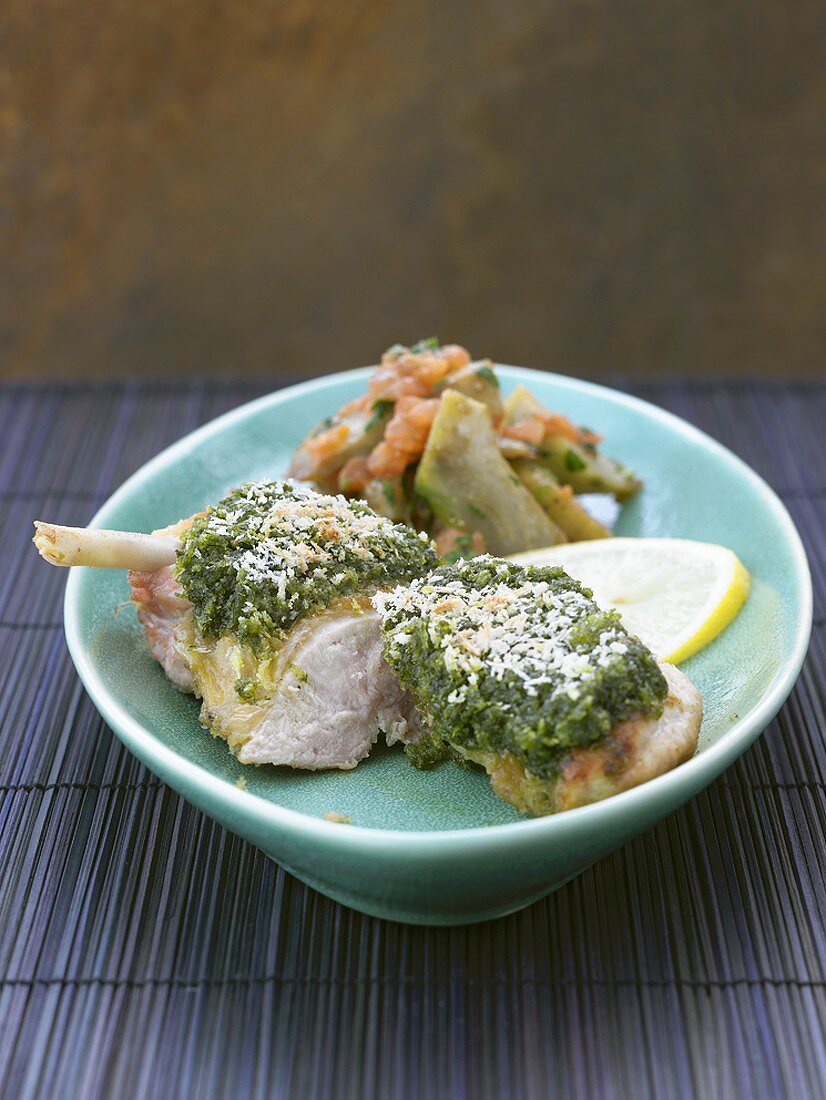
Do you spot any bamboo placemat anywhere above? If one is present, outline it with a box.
[0,378,823,1099]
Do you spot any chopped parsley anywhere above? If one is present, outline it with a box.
[411,336,440,353]
[475,364,499,386]
[565,449,587,472]
[366,399,394,433]
[176,480,437,655]
[374,558,667,778]
[309,415,335,437]
[467,503,487,520]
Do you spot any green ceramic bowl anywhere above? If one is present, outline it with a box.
[64,368,812,925]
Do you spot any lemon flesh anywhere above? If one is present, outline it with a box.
[510,538,750,664]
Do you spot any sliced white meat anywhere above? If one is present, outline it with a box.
[128,565,423,770]
[204,607,423,769]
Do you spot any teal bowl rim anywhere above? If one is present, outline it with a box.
[63,367,813,851]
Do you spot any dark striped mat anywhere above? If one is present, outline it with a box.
[0,379,824,1099]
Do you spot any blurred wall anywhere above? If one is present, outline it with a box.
[2,0,825,380]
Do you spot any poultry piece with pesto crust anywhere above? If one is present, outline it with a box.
[36,480,436,770]
[373,557,701,814]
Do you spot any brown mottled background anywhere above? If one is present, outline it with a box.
[2,1,825,380]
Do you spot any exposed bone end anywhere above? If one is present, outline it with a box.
[33,522,180,571]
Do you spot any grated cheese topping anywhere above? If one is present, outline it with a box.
[176,480,437,652]
[374,556,667,777]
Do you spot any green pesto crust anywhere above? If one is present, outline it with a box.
[176,480,437,653]
[375,557,667,778]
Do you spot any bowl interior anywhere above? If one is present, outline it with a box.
[68,368,809,831]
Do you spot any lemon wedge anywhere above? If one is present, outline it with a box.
[509,538,750,663]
